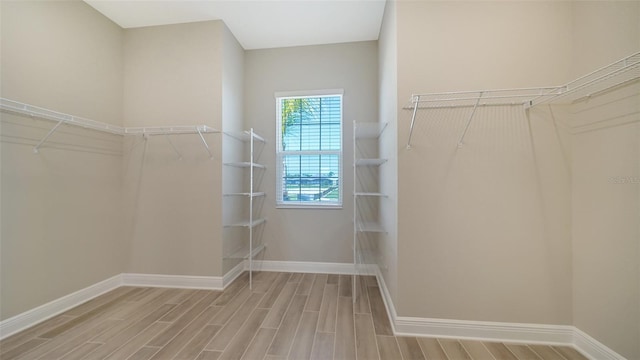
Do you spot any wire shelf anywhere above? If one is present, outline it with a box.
[405,51,640,148]
[408,87,563,110]
[531,52,640,106]
[1,98,220,154]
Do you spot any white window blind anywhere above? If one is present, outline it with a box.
[276,92,343,208]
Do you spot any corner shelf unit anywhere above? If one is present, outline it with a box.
[223,128,266,289]
[352,121,388,300]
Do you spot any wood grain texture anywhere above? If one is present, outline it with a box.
[218,308,269,360]
[354,276,371,314]
[354,313,379,360]
[366,286,393,336]
[334,296,356,359]
[551,346,589,360]
[310,332,335,360]
[397,337,426,360]
[417,337,448,359]
[305,274,327,312]
[316,284,338,334]
[440,339,472,360]
[288,311,319,360]
[240,327,277,360]
[173,324,222,360]
[529,345,567,360]
[103,322,170,360]
[460,340,496,360]
[205,292,264,351]
[485,342,519,360]
[506,344,543,360]
[376,336,402,360]
[267,295,308,357]
[3,272,589,360]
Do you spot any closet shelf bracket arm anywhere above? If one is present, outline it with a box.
[407,95,421,149]
[196,126,214,159]
[33,117,66,153]
[457,92,483,148]
[165,134,183,160]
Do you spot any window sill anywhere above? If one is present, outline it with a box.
[276,204,343,210]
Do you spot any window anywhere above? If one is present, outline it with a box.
[276,90,343,208]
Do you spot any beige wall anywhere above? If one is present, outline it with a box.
[394,0,574,324]
[122,21,224,276]
[0,1,125,320]
[244,42,378,264]
[570,2,640,358]
[377,0,399,305]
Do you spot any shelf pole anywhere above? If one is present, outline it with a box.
[457,92,483,148]
[33,118,66,153]
[406,95,420,149]
[353,121,358,303]
[249,128,254,290]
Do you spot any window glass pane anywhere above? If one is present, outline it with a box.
[277,94,342,207]
[281,154,340,203]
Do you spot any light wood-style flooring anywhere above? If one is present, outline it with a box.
[1,272,588,360]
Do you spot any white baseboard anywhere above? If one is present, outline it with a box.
[373,266,398,333]
[0,274,122,340]
[573,328,626,360]
[223,261,246,287]
[372,266,624,359]
[250,260,357,274]
[122,273,223,290]
[394,316,574,345]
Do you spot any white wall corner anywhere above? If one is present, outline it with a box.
[0,274,123,340]
[373,265,398,333]
[223,261,246,288]
[121,273,223,290]
[573,328,626,360]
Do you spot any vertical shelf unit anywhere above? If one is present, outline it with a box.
[223,128,266,289]
[352,121,388,299]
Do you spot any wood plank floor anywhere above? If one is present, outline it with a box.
[0,272,589,360]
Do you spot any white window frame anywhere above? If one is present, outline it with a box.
[275,89,344,209]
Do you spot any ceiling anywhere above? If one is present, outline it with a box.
[84,0,387,50]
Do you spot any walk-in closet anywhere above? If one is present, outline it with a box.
[1,1,638,359]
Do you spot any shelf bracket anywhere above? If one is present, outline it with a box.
[164,134,183,160]
[457,92,483,148]
[33,118,67,153]
[196,126,214,159]
[406,95,420,149]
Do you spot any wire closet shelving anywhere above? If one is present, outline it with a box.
[0,98,220,157]
[223,128,267,290]
[406,51,640,148]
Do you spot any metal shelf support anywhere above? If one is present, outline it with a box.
[457,92,482,148]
